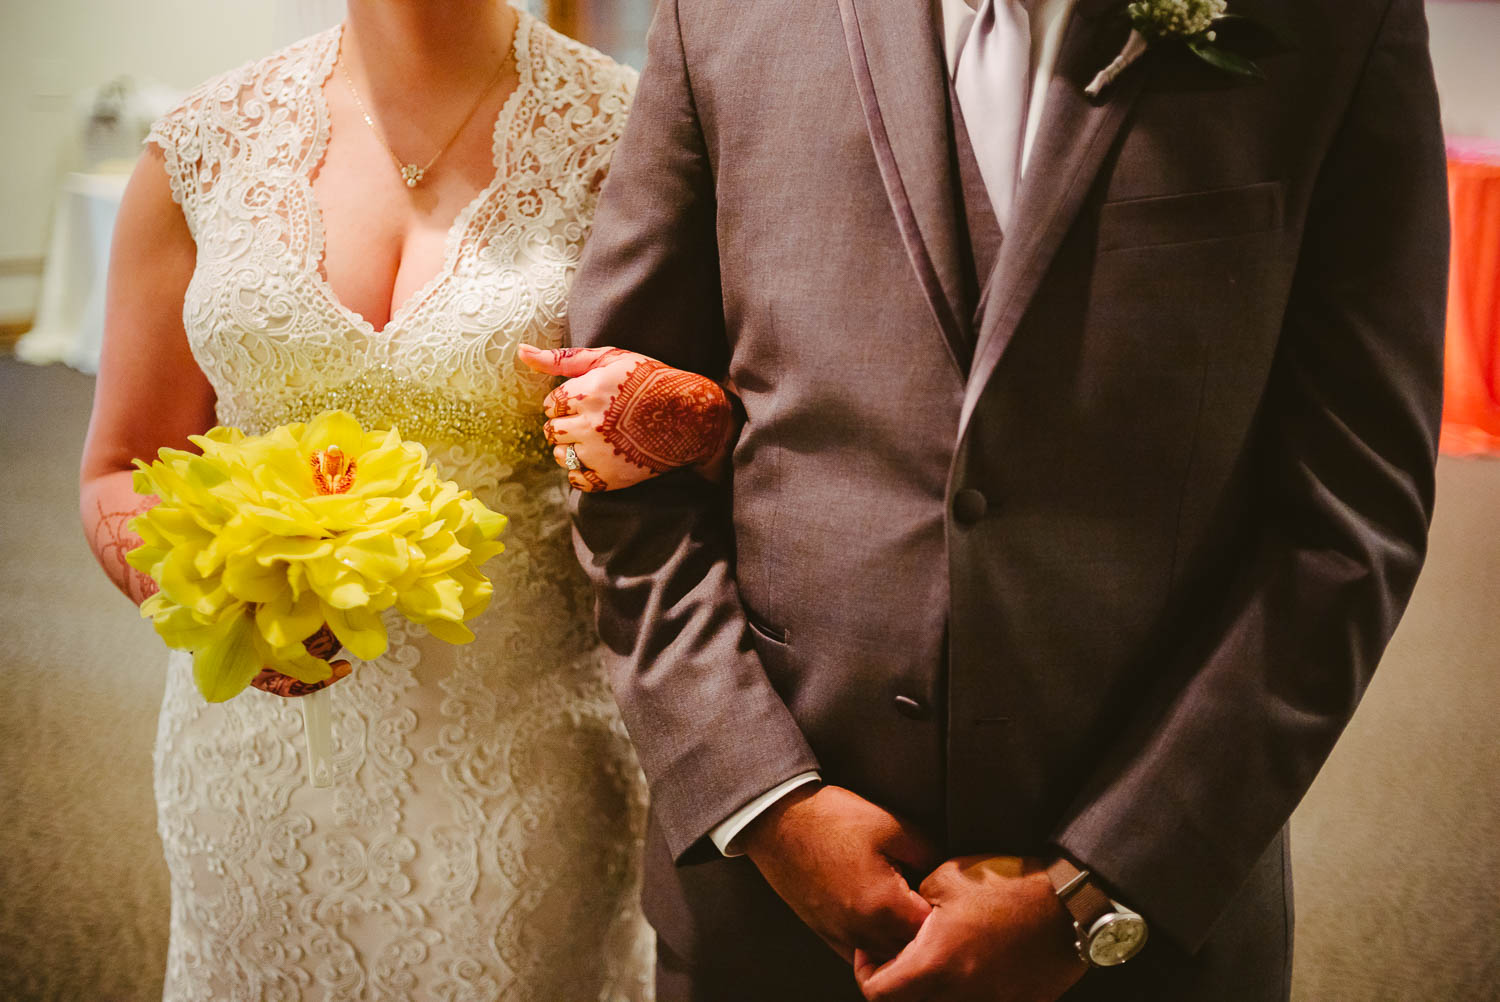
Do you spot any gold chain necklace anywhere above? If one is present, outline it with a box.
[339,50,508,189]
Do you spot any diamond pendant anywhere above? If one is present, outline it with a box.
[401,164,425,188]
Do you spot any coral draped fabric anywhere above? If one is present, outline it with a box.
[1440,140,1500,455]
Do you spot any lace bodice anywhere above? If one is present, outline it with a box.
[143,18,652,1002]
[148,13,634,493]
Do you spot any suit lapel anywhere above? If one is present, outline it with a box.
[838,0,971,374]
[960,0,1147,433]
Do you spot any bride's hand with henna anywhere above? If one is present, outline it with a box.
[517,344,737,492]
[249,624,352,698]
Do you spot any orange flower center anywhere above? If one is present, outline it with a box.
[310,445,357,495]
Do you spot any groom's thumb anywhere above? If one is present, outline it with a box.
[516,344,613,378]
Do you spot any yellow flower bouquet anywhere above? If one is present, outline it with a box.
[127,411,507,785]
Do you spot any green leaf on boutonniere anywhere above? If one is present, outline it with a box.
[1186,39,1265,80]
[1089,1,1267,99]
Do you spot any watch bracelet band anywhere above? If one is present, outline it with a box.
[1045,857,1116,956]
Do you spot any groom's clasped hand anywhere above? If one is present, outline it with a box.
[736,785,935,965]
[852,855,1087,1002]
[739,785,1086,1002]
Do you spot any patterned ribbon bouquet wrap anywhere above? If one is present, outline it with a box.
[126,411,508,786]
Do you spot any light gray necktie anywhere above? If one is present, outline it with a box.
[953,0,1032,232]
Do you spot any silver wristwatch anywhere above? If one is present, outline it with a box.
[1045,857,1149,967]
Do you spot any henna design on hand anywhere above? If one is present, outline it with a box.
[92,497,160,605]
[598,361,732,474]
[570,467,608,493]
[543,386,580,421]
[249,626,347,698]
[251,660,352,698]
[554,346,630,365]
[302,624,341,662]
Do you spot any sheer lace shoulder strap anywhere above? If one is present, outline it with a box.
[524,20,639,209]
[143,29,339,238]
[145,85,214,234]
[577,57,638,204]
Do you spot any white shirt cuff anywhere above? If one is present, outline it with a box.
[708,772,822,857]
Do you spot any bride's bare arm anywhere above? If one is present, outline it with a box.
[81,148,352,697]
[517,344,738,492]
[79,146,216,605]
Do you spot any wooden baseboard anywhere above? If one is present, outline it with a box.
[0,256,44,278]
[0,255,42,354]
[0,318,33,353]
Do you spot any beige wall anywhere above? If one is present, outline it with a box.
[0,1,345,321]
[1,0,1496,323]
[1428,1,1500,141]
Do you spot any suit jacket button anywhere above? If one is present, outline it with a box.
[953,488,988,525]
[894,695,929,720]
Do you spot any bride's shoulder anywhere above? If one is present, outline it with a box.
[523,15,639,117]
[152,27,340,142]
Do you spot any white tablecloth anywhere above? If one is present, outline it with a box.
[16,171,130,374]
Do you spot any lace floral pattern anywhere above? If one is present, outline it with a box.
[146,16,651,1001]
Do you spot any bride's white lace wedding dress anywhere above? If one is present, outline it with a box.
[145,14,651,1000]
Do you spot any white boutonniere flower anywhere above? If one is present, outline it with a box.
[1086,0,1264,98]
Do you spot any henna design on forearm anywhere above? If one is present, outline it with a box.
[92,497,160,605]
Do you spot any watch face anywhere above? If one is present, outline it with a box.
[1086,914,1148,967]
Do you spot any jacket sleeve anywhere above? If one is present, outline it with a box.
[564,0,820,863]
[1054,0,1449,951]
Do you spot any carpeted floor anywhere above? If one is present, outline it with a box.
[1,356,1497,1001]
[1,359,169,1001]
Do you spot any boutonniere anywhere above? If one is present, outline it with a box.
[1085,0,1264,99]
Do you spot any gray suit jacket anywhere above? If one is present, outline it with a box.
[568,0,1446,994]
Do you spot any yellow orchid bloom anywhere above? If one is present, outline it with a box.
[129,411,507,703]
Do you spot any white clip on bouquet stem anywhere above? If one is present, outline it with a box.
[127,411,507,787]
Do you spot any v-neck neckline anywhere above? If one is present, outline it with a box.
[304,14,534,338]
